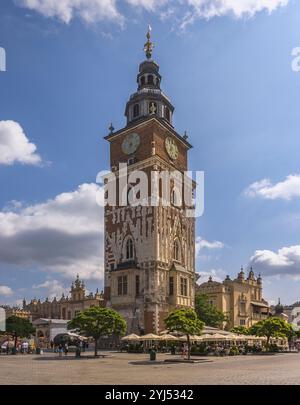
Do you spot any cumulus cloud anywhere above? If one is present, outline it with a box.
[185,0,288,18]
[0,121,42,166]
[15,0,289,26]
[33,279,69,299]
[0,286,14,297]
[0,183,104,281]
[179,0,288,29]
[197,268,226,283]
[249,245,300,278]
[16,0,125,24]
[126,0,167,12]
[244,174,300,201]
[195,236,224,257]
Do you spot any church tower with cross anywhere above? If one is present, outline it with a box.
[103,28,196,334]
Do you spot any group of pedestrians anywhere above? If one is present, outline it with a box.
[1,340,32,355]
[55,340,88,357]
[58,343,69,357]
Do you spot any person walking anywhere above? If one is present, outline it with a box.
[183,343,188,359]
[180,343,185,359]
[64,343,69,356]
[58,344,63,358]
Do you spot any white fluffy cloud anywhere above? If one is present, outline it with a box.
[185,0,288,18]
[0,183,104,280]
[180,0,288,28]
[249,245,300,277]
[0,286,14,297]
[126,0,167,12]
[0,121,41,166]
[16,0,124,24]
[197,268,226,283]
[195,236,224,257]
[15,0,289,26]
[33,279,69,299]
[244,174,300,201]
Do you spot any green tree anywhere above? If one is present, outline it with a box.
[6,316,35,351]
[68,307,126,357]
[230,326,250,335]
[165,308,204,360]
[195,294,227,328]
[249,317,292,349]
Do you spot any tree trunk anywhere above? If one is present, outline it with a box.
[94,338,98,357]
[14,332,18,350]
[266,336,270,351]
[187,335,191,360]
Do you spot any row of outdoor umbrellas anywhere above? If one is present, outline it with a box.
[121,333,265,342]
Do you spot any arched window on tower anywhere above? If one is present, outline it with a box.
[165,106,170,122]
[133,104,140,118]
[171,187,181,207]
[141,76,146,86]
[148,75,154,85]
[173,239,181,262]
[126,238,134,260]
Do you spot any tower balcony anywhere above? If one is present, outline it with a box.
[115,260,138,271]
[252,312,269,320]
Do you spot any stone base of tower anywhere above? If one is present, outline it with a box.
[144,310,169,334]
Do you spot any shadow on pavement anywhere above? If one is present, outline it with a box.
[34,355,109,361]
[129,360,169,365]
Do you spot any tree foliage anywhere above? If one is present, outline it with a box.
[195,294,227,328]
[249,317,293,348]
[165,308,204,360]
[6,316,35,349]
[68,307,126,356]
[230,326,250,335]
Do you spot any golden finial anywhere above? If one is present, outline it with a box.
[144,25,154,60]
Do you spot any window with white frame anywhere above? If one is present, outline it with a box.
[180,277,188,297]
[118,275,128,296]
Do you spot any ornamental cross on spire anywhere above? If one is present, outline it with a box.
[144,25,154,60]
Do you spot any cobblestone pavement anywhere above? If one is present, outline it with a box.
[1,352,300,385]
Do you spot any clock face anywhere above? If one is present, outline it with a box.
[122,133,140,155]
[165,137,179,160]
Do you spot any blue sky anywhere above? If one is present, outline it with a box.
[1,0,300,306]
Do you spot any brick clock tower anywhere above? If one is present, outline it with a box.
[104,29,196,334]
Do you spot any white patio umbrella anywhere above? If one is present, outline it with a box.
[190,335,204,341]
[225,333,239,339]
[200,334,214,341]
[139,333,160,341]
[159,334,179,341]
[245,335,266,341]
[121,334,141,341]
[178,335,203,342]
[204,333,231,341]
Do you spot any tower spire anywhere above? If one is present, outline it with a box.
[144,25,154,60]
[124,25,174,126]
